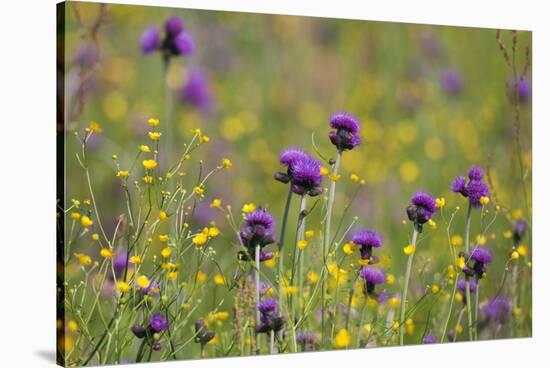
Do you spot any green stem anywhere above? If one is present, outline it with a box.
[464,203,474,341]
[399,227,418,345]
[163,58,173,172]
[474,281,480,340]
[321,152,342,346]
[254,244,261,354]
[277,188,293,313]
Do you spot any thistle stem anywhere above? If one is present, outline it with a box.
[254,244,261,354]
[269,330,275,354]
[399,227,418,345]
[474,281,480,340]
[321,151,342,346]
[163,57,173,172]
[464,203,474,341]
[277,188,293,313]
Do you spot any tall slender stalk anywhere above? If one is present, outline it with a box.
[277,188,293,313]
[399,228,418,345]
[321,152,342,345]
[254,244,261,354]
[163,57,173,172]
[464,203,474,341]
[269,330,275,354]
[474,281,480,340]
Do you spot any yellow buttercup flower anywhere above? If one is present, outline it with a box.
[83,199,91,205]
[242,203,256,213]
[342,242,357,255]
[476,234,487,245]
[455,293,463,303]
[455,324,463,334]
[480,196,490,206]
[89,121,102,133]
[80,215,93,227]
[116,170,129,178]
[192,232,209,247]
[305,230,314,239]
[148,131,161,140]
[71,212,81,220]
[142,175,153,184]
[214,311,230,321]
[148,118,160,127]
[435,197,446,208]
[157,210,168,221]
[214,274,225,286]
[67,320,79,332]
[503,230,513,239]
[329,173,341,182]
[100,248,115,258]
[74,253,92,266]
[517,244,528,257]
[349,174,359,182]
[167,272,178,281]
[200,135,210,143]
[403,244,416,256]
[142,159,157,170]
[159,234,169,243]
[405,318,415,336]
[451,235,463,246]
[161,247,172,258]
[196,271,207,283]
[320,167,329,176]
[386,273,395,285]
[210,199,222,208]
[428,219,437,230]
[194,186,205,196]
[139,145,151,153]
[117,281,130,293]
[297,239,308,250]
[307,271,319,283]
[391,321,400,332]
[136,275,150,289]
[129,255,142,264]
[221,158,233,168]
[511,251,519,261]
[431,284,440,294]
[208,227,220,237]
[333,329,351,348]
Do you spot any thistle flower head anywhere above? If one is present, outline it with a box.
[164,15,184,35]
[468,166,484,181]
[328,112,361,151]
[174,31,194,56]
[470,246,493,264]
[289,155,323,196]
[351,229,383,260]
[451,166,490,208]
[482,296,512,324]
[422,334,438,344]
[296,331,318,350]
[180,70,211,112]
[239,208,276,249]
[149,314,168,333]
[440,68,463,96]
[513,219,527,243]
[140,26,161,54]
[360,266,385,294]
[256,299,285,333]
[279,147,309,169]
[406,191,437,228]
[457,278,477,293]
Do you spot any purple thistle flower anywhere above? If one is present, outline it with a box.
[360,266,385,294]
[422,334,438,344]
[140,26,161,54]
[259,250,275,262]
[451,176,468,196]
[239,208,276,251]
[351,229,382,260]
[450,167,490,208]
[174,31,194,56]
[507,77,531,103]
[296,331,318,351]
[406,191,437,230]
[131,324,146,338]
[289,155,324,196]
[377,289,389,304]
[164,15,184,35]
[513,219,527,244]
[470,246,493,264]
[468,166,484,181]
[328,112,361,151]
[466,180,489,208]
[256,299,285,333]
[440,68,463,96]
[180,70,212,112]
[468,246,493,279]
[457,278,477,293]
[482,296,512,324]
[279,147,309,169]
[149,314,168,333]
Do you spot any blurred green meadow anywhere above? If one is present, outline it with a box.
[59,1,532,365]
